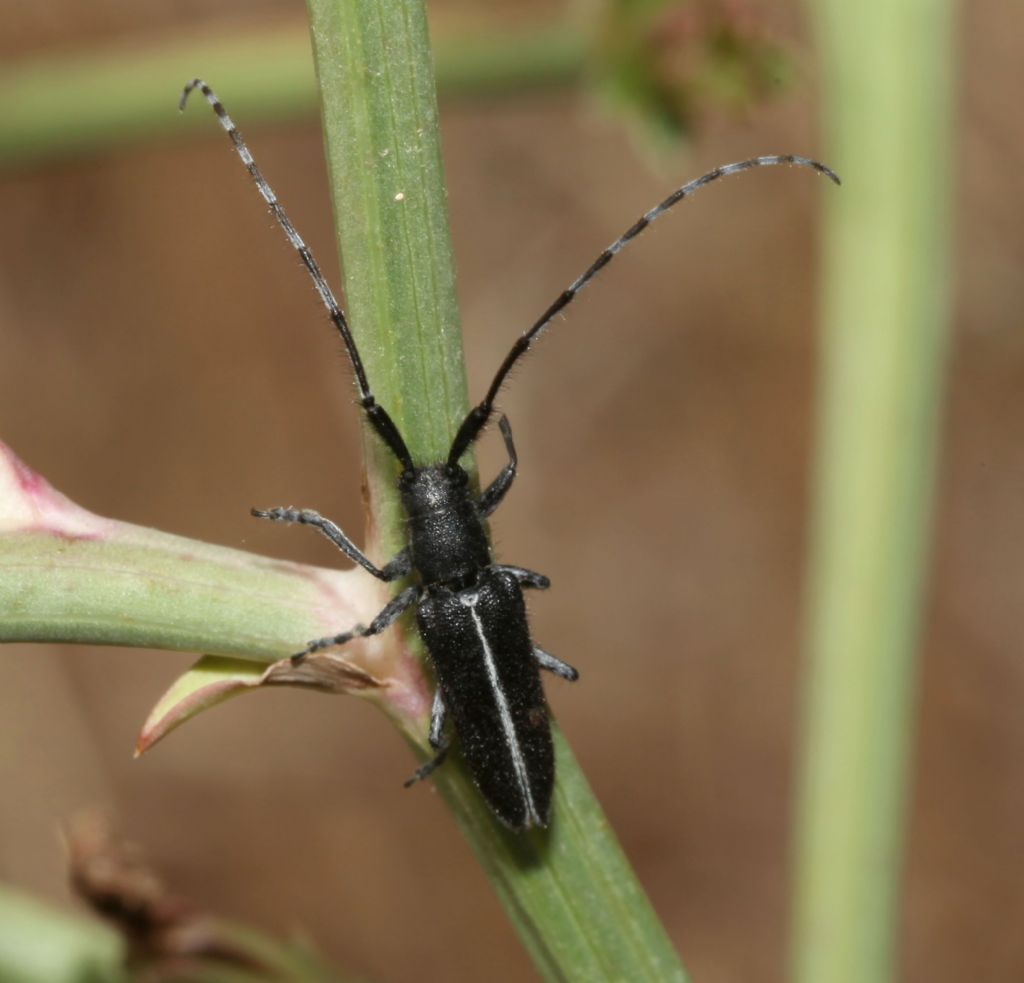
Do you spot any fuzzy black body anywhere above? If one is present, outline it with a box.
[402,464,554,829]
[417,568,553,829]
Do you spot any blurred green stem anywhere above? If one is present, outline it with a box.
[0,22,584,166]
[0,887,124,983]
[0,884,347,983]
[793,2,954,982]
[304,0,686,979]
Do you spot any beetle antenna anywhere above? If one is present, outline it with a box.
[448,154,840,464]
[180,78,413,470]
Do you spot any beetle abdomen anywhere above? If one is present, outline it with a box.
[417,568,553,829]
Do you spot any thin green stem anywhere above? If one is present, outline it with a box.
[793,1,954,981]
[0,525,368,660]
[0,886,125,983]
[0,22,583,167]
[303,0,686,978]
[0,884,349,983]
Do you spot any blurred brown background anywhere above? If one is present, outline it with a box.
[1,2,1021,981]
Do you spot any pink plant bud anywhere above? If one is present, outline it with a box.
[0,440,111,538]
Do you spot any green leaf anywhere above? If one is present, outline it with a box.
[136,653,385,755]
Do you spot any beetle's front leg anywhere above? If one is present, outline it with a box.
[478,416,517,518]
[252,506,411,582]
[291,584,419,662]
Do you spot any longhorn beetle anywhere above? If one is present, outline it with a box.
[180,78,839,830]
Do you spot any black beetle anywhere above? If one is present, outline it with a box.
[181,78,838,829]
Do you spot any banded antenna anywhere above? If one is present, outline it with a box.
[447,155,840,463]
[179,78,413,470]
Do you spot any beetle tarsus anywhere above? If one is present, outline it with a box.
[404,746,449,788]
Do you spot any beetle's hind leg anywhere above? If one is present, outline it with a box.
[495,565,550,590]
[404,689,450,787]
[534,646,579,682]
[291,584,419,663]
[252,506,411,582]
[404,747,449,787]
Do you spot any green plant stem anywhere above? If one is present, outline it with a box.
[0,526,366,660]
[430,728,685,981]
[0,884,349,983]
[303,1,686,979]
[0,886,125,983]
[793,2,954,981]
[0,22,584,167]
[0,30,317,167]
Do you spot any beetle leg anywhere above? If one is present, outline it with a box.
[292,584,419,662]
[427,687,447,748]
[403,689,450,787]
[478,416,517,518]
[495,565,550,590]
[378,547,413,581]
[533,646,579,682]
[252,506,411,582]
[403,745,449,787]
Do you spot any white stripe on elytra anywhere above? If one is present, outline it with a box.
[460,591,539,826]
